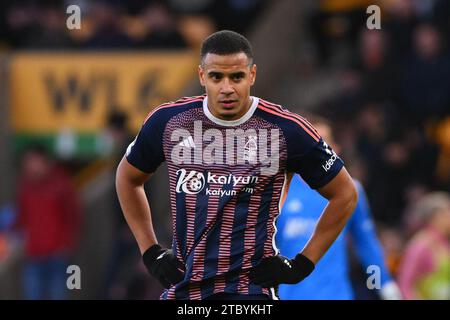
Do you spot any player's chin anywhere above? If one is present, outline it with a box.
[218,108,239,119]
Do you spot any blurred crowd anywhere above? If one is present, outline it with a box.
[307,0,450,298]
[0,0,267,50]
[0,0,448,300]
[310,0,450,226]
[312,0,450,226]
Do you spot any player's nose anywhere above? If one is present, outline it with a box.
[220,78,234,95]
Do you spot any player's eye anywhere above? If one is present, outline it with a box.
[209,73,222,80]
[232,74,244,81]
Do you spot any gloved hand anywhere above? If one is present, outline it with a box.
[249,253,315,287]
[142,244,185,288]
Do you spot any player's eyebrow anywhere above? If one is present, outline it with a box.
[207,71,246,78]
[229,71,246,78]
[207,71,223,78]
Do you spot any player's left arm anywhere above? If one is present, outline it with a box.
[250,166,357,288]
[301,167,357,264]
[250,114,356,288]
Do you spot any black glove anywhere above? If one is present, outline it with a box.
[249,253,315,287]
[142,244,185,288]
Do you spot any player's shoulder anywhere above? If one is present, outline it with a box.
[255,97,321,142]
[143,94,205,124]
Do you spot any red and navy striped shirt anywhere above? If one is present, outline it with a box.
[126,95,344,300]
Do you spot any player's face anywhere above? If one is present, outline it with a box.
[199,52,256,121]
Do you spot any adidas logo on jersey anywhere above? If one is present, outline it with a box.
[178,136,196,148]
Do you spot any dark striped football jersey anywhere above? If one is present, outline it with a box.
[126,95,344,300]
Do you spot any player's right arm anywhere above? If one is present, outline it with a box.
[116,107,185,288]
[115,106,165,254]
[250,112,355,287]
[116,157,156,254]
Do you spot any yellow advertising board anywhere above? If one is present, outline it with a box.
[9,51,198,134]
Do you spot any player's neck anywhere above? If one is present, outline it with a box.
[205,96,256,124]
[225,97,252,120]
[235,97,253,119]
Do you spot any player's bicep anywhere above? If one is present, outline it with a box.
[117,156,152,186]
[316,167,355,201]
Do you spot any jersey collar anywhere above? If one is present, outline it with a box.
[203,95,259,127]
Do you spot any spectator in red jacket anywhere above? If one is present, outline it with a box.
[15,144,81,299]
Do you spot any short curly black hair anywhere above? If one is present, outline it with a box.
[200,30,253,65]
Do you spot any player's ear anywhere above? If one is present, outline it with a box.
[198,65,205,86]
[250,64,257,86]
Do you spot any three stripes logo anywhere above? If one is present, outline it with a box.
[178,136,196,148]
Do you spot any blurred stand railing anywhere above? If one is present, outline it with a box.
[250,0,309,100]
[0,52,22,299]
[0,53,14,208]
[72,159,116,299]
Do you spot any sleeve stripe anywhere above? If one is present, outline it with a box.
[143,96,205,124]
[258,102,321,142]
[260,99,321,138]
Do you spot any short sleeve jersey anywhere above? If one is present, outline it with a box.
[126,95,344,299]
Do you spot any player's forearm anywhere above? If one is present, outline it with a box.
[116,167,157,254]
[301,189,357,264]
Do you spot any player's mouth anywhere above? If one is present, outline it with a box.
[219,99,238,109]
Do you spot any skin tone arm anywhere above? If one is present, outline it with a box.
[300,167,358,264]
[115,156,157,254]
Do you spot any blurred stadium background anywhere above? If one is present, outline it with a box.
[0,0,449,299]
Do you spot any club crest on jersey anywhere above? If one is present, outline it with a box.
[243,135,258,163]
